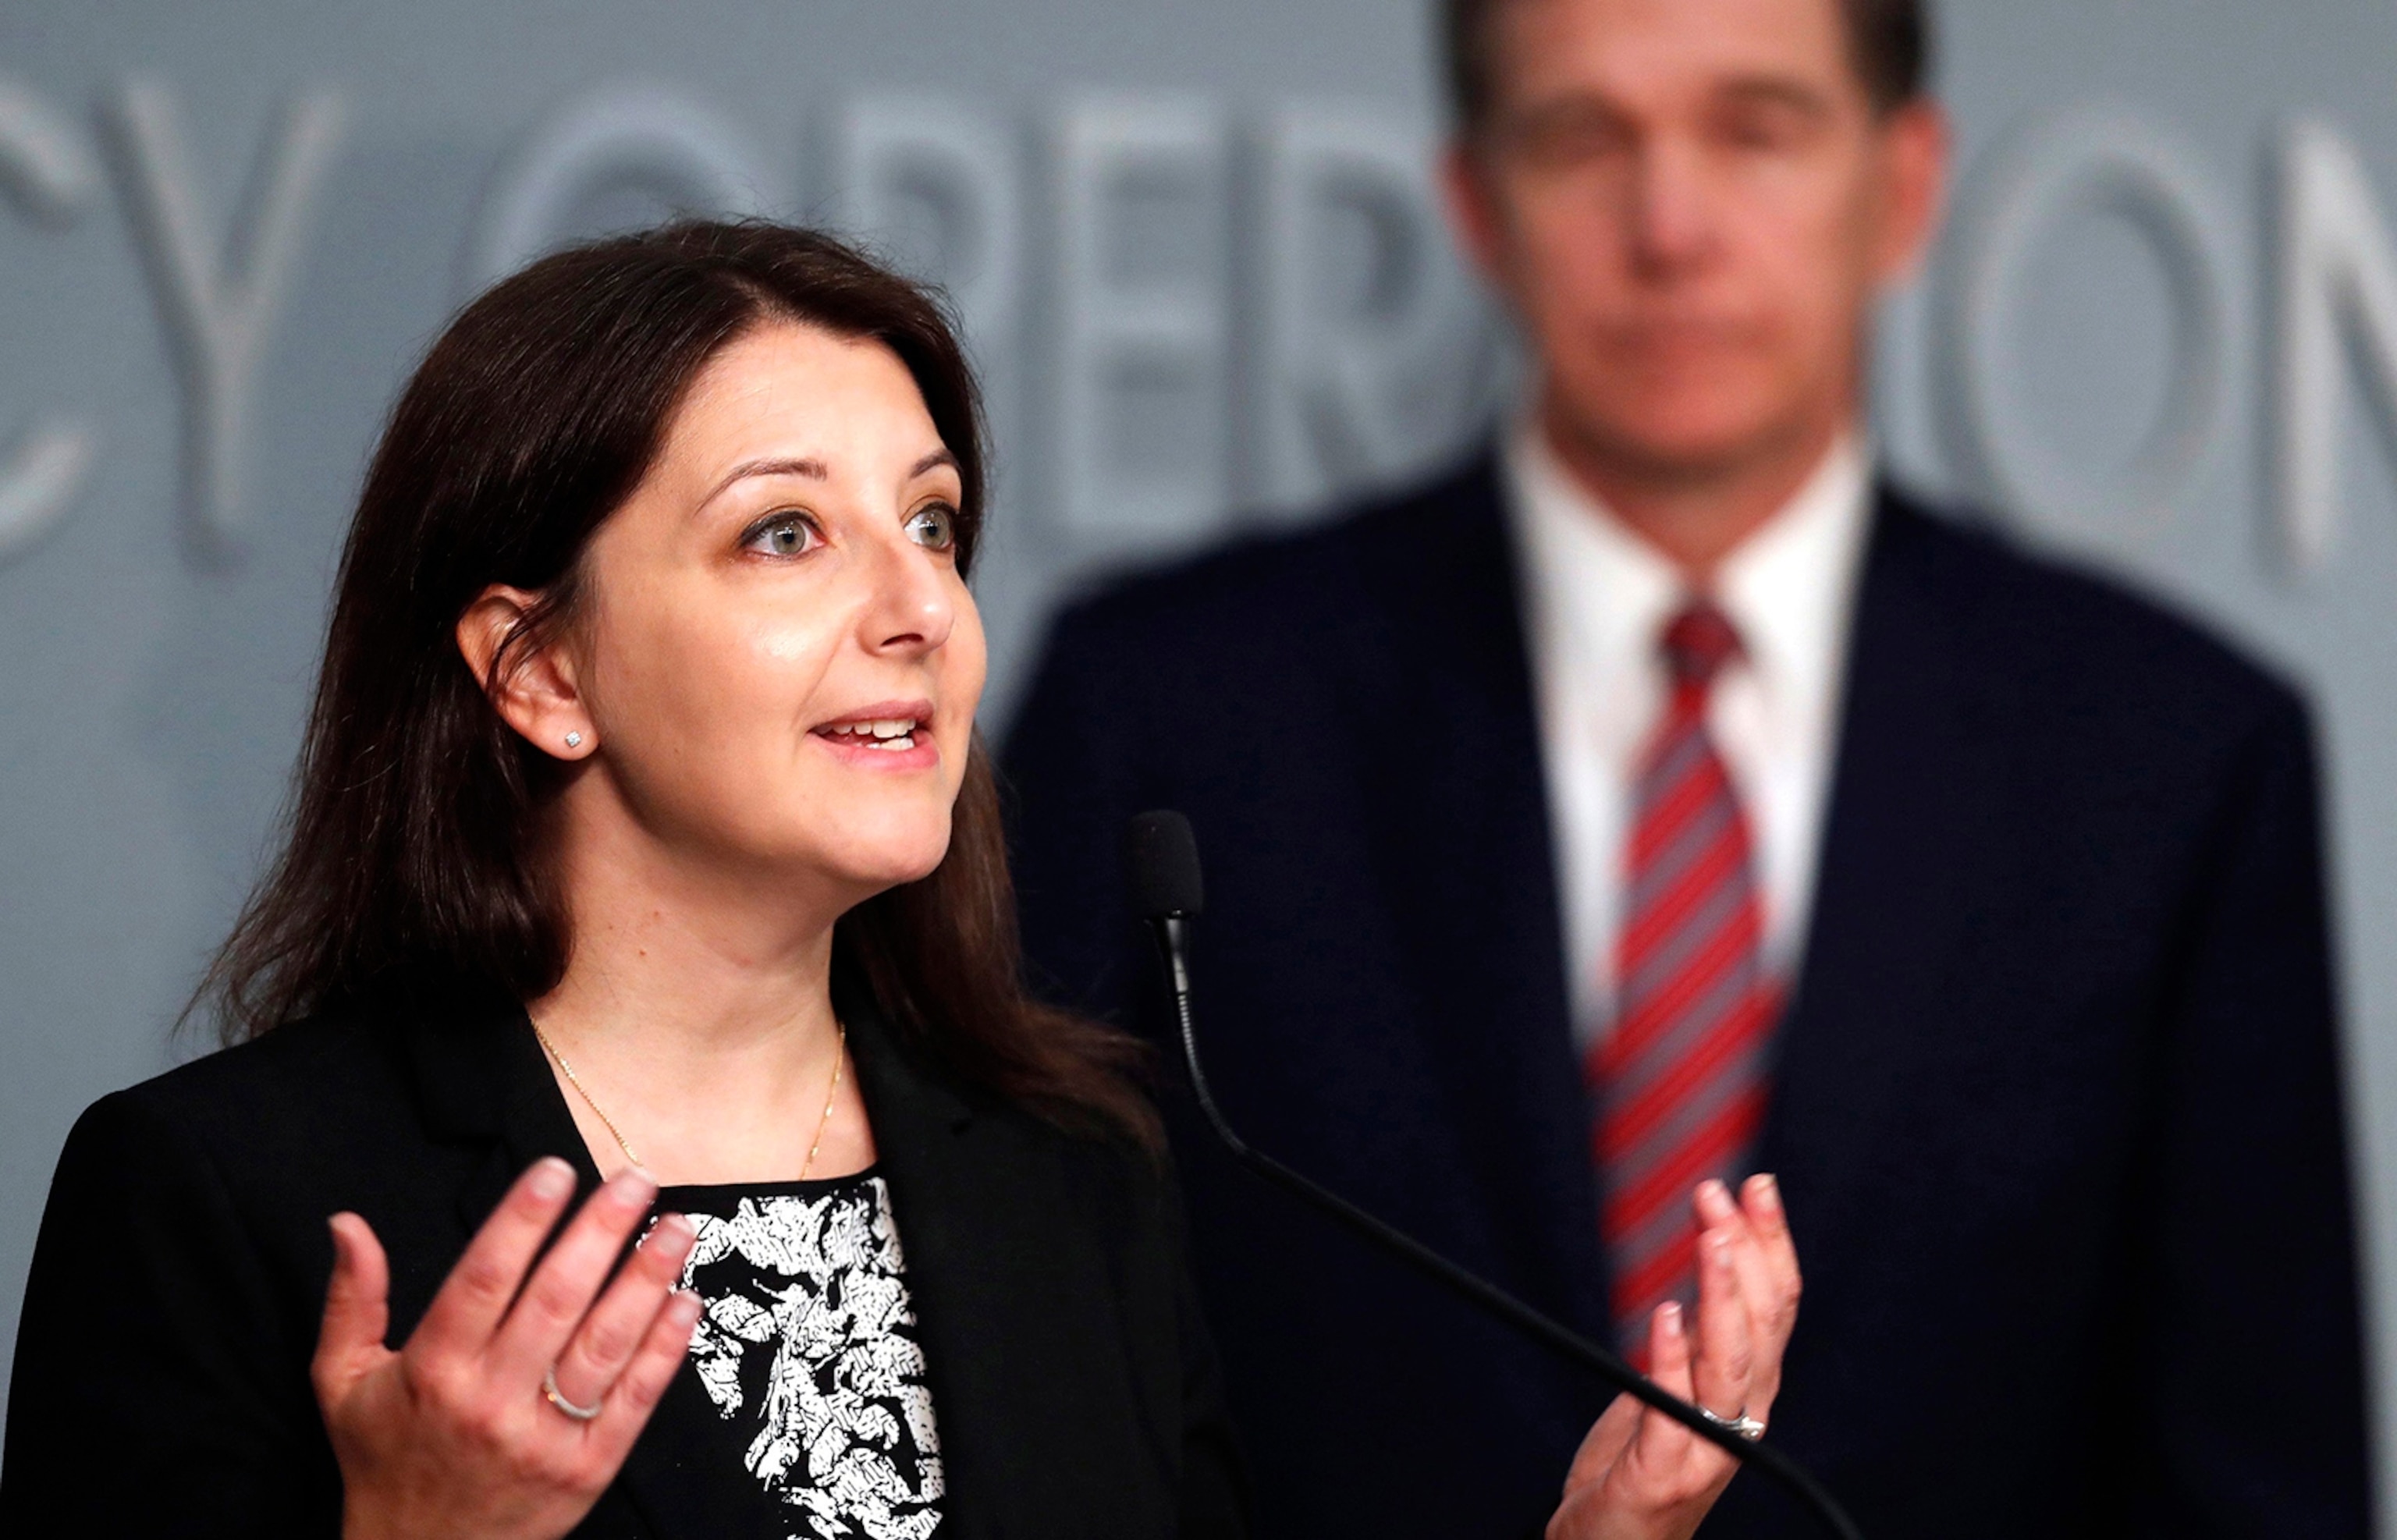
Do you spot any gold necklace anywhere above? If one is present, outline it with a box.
[530,1017,849,1180]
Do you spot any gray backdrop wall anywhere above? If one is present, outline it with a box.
[7,0,2397,1519]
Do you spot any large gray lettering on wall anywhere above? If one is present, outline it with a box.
[1934,110,2229,536]
[1249,106,1490,515]
[2271,116,2397,573]
[829,97,1022,358]
[1049,95,1230,545]
[464,83,773,293]
[0,81,99,562]
[101,80,345,559]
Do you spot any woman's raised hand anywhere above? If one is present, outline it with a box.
[1546,1174,1803,1540]
[311,1159,702,1540]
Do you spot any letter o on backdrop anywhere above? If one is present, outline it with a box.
[463,83,775,296]
[1935,110,2234,536]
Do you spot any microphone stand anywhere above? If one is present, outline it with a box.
[1143,913,1864,1540]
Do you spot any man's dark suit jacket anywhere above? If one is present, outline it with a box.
[1003,452,2370,1540]
[0,968,1248,1538]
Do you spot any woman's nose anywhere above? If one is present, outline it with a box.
[861,535,956,658]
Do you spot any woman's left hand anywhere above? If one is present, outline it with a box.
[1545,1173,1802,1540]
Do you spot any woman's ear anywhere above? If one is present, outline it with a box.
[456,586,595,760]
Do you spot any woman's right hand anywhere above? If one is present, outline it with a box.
[1545,1175,1803,1540]
[311,1159,702,1540]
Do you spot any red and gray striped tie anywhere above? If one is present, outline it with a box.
[1589,601,1781,1354]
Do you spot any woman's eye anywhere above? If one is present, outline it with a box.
[906,503,957,552]
[741,513,820,558]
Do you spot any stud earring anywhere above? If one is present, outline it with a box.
[564,732,584,750]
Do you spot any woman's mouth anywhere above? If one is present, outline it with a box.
[810,702,939,769]
[816,715,922,752]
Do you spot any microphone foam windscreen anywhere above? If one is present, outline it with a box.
[1123,810,1205,919]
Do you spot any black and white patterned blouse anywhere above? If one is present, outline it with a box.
[658,1170,945,1540]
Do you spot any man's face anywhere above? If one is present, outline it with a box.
[1446,0,1944,482]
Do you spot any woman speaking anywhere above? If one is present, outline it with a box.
[0,222,1798,1538]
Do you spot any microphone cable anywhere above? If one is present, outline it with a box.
[1123,809,1863,1540]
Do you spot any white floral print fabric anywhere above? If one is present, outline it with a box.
[673,1175,943,1540]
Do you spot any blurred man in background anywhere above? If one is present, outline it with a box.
[1006,0,2370,1534]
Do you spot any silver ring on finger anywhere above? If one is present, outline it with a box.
[542,1364,604,1422]
[1698,1403,1766,1442]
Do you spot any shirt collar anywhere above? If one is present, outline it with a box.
[1712,432,1873,729]
[1502,416,1872,736]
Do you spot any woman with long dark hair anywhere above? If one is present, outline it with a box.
[0,222,1798,1539]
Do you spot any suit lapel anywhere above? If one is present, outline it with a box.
[1761,491,1998,1287]
[392,993,602,1242]
[1340,471,1996,1351]
[395,977,1143,1539]
[400,997,750,1540]
[1342,454,1610,1334]
[836,969,1135,1540]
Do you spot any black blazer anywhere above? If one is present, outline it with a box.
[0,970,1247,1538]
[1002,452,2370,1540]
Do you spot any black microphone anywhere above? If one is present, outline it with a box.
[1122,809,1862,1540]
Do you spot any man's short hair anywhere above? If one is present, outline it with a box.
[1440,0,1931,128]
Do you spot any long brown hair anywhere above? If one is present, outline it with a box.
[199,220,1154,1144]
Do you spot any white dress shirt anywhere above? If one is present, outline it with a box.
[1504,419,1873,1053]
